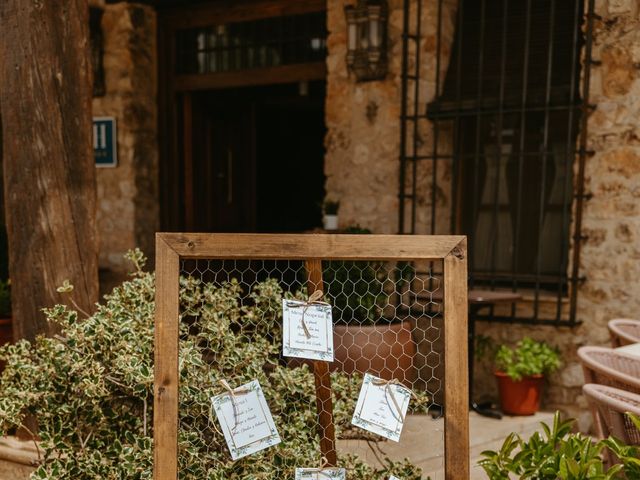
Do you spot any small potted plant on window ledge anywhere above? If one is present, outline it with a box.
[494,337,560,415]
[322,199,340,231]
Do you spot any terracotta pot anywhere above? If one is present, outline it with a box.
[495,371,544,415]
[331,320,416,386]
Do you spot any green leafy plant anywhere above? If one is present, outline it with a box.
[478,411,640,479]
[323,226,386,325]
[323,199,340,215]
[0,279,10,317]
[323,260,389,325]
[601,413,640,478]
[0,249,429,479]
[495,337,560,381]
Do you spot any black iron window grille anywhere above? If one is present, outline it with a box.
[399,0,596,326]
[175,11,327,74]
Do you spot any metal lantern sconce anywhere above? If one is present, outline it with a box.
[344,0,388,82]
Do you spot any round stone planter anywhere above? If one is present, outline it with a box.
[331,319,416,385]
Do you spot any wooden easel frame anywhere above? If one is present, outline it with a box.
[154,233,469,479]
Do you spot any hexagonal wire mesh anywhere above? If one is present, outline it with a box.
[175,256,446,479]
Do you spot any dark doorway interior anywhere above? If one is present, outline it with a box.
[183,80,326,233]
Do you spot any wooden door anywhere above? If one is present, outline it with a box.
[183,93,256,232]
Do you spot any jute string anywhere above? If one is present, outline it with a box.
[219,379,250,432]
[302,457,346,479]
[371,378,419,423]
[289,290,329,339]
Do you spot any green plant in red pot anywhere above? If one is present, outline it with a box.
[494,337,560,415]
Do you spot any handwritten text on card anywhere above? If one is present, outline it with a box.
[351,373,412,442]
[282,299,334,361]
[211,380,281,460]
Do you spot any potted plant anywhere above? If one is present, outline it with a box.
[322,199,340,230]
[325,257,417,385]
[494,337,560,415]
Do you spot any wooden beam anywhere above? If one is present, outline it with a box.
[159,233,466,261]
[161,0,326,30]
[174,63,327,92]
[182,92,194,230]
[306,259,337,466]
[154,236,180,480]
[443,240,469,480]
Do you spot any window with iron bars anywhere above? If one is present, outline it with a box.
[399,0,595,325]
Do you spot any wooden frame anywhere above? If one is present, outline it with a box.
[154,233,469,479]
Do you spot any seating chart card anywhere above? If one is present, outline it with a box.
[282,299,334,361]
[351,373,411,442]
[295,468,347,479]
[211,380,281,460]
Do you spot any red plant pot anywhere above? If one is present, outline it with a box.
[495,371,544,415]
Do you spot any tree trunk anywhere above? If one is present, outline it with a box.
[0,1,99,341]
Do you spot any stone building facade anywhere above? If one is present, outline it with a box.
[472,0,640,427]
[94,0,640,428]
[92,2,158,289]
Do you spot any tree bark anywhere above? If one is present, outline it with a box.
[0,1,99,340]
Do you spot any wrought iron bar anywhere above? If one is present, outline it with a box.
[399,0,591,325]
[569,0,596,324]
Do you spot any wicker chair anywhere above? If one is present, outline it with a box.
[577,346,640,395]
[608,318,640,347]
[582,384,640,468]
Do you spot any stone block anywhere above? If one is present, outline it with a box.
[608,0,636,15]
[601,45,635,97]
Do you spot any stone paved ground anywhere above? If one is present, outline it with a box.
[339,411,556,480]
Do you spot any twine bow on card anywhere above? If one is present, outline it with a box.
[304,457,335,479]
[371,378,419,423]
[219,379,250,432]
[289,290,329,339]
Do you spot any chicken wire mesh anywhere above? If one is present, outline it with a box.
[174,257,446,479]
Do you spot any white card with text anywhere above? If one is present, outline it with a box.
[211,380,281,460]
[351,373,411,442]
[295,468,346,479]
[389,476,401,480]
[282,299,334,361]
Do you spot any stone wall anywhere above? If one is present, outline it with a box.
[92,3,158,289]
[324,0,458,234]
[473,0,640,430]
[87,0,640,428]
[327,0,640,428]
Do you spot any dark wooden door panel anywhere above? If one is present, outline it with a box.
[188,96,256,232]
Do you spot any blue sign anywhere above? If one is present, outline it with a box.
[93,117,117,167]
